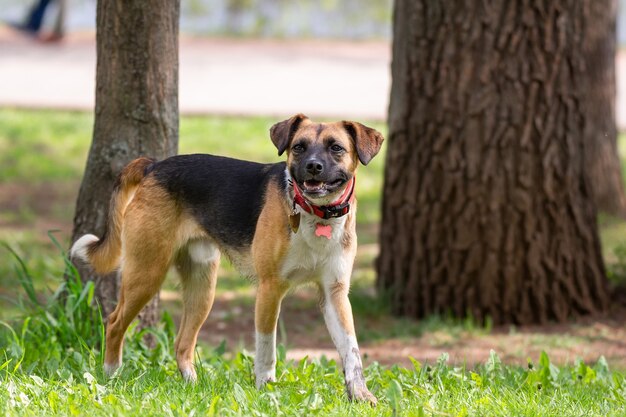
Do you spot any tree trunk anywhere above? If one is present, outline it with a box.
[377,0,610,325]
[583,0,625,217]
[71,0,179,330]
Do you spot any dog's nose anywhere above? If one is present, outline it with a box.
[305,159,324,175]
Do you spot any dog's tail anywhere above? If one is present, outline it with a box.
[71,157,156,274]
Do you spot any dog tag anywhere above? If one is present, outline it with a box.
[289,211,300,233]
[315,223,332,239]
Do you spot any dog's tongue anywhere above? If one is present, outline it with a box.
[303,180,325,192]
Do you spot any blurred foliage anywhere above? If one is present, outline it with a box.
[608,242,626,285]
[179,0,392,38]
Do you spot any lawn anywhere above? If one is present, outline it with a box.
[1,108,626,416]
[1,255,623,416]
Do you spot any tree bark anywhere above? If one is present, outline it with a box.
[71,0,179,329]
[582,0,626,217]
[377,0,610,325]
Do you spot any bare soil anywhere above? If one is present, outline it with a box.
[3,182,626,369]
[169,287,626,369]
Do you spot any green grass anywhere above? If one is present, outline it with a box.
[0,110,92,182]
[1,250,624,416]
[2,352,623,416]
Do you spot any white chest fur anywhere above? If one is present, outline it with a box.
[279,211,352,283]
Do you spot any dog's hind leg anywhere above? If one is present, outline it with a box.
[173,239,220,382]
[103,248,170,375]
[103,187,177,376]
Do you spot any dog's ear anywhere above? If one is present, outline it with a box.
[270,114,308,156]
[342,121,384,165]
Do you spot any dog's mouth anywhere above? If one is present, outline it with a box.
[303,180,325,193]
[300,178,346,196]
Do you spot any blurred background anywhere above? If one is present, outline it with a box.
[0,0,392,118]
[0,0,624,122]
[0,0,392,38]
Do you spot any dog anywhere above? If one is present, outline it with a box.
[71,114,384,403]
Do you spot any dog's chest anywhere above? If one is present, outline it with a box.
[279,214,349,282]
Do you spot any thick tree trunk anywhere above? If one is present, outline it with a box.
[71,0,179,329]
[583,0,625,217]
[377,0,610,325]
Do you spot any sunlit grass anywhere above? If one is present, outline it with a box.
[0,249,624,416]
[0,109,91,182]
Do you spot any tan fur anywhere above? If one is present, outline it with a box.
[341,121,384,165]
[252,181,291,333]
[87,157,154,273]
[103,179,183,368]
[341,201,357,249]
[332,210,358,335]
[173,241,219,379]
[102,179,214,372]
[327,281,356,337]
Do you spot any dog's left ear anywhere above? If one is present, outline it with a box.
[270,114,308,156]
[342,121,384,165]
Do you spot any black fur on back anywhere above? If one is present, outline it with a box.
[149,154,287,248]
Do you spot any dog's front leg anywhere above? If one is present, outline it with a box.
[254,280,287,388]
[321,279,377,405]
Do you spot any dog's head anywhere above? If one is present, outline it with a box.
[270,114,384,204]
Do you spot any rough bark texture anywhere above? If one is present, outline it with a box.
[582,0,625,217]
[71,0,179,329]
[377,0,610,325]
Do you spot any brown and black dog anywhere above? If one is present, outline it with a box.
[71,114,384,403]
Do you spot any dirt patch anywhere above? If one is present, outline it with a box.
[160,269,626,369]
[166,288,626,370]
[0,181,78,236]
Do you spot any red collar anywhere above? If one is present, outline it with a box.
[291,177,355,220]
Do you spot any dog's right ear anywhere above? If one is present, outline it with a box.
[270,114,308,156]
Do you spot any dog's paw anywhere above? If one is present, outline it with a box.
[346,380,377,406]
[103,362,120,377]
[255,371,276,389]
[180,367,197,383]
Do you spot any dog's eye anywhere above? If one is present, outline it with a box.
[292,143,305,153]
[330,144,344,153]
